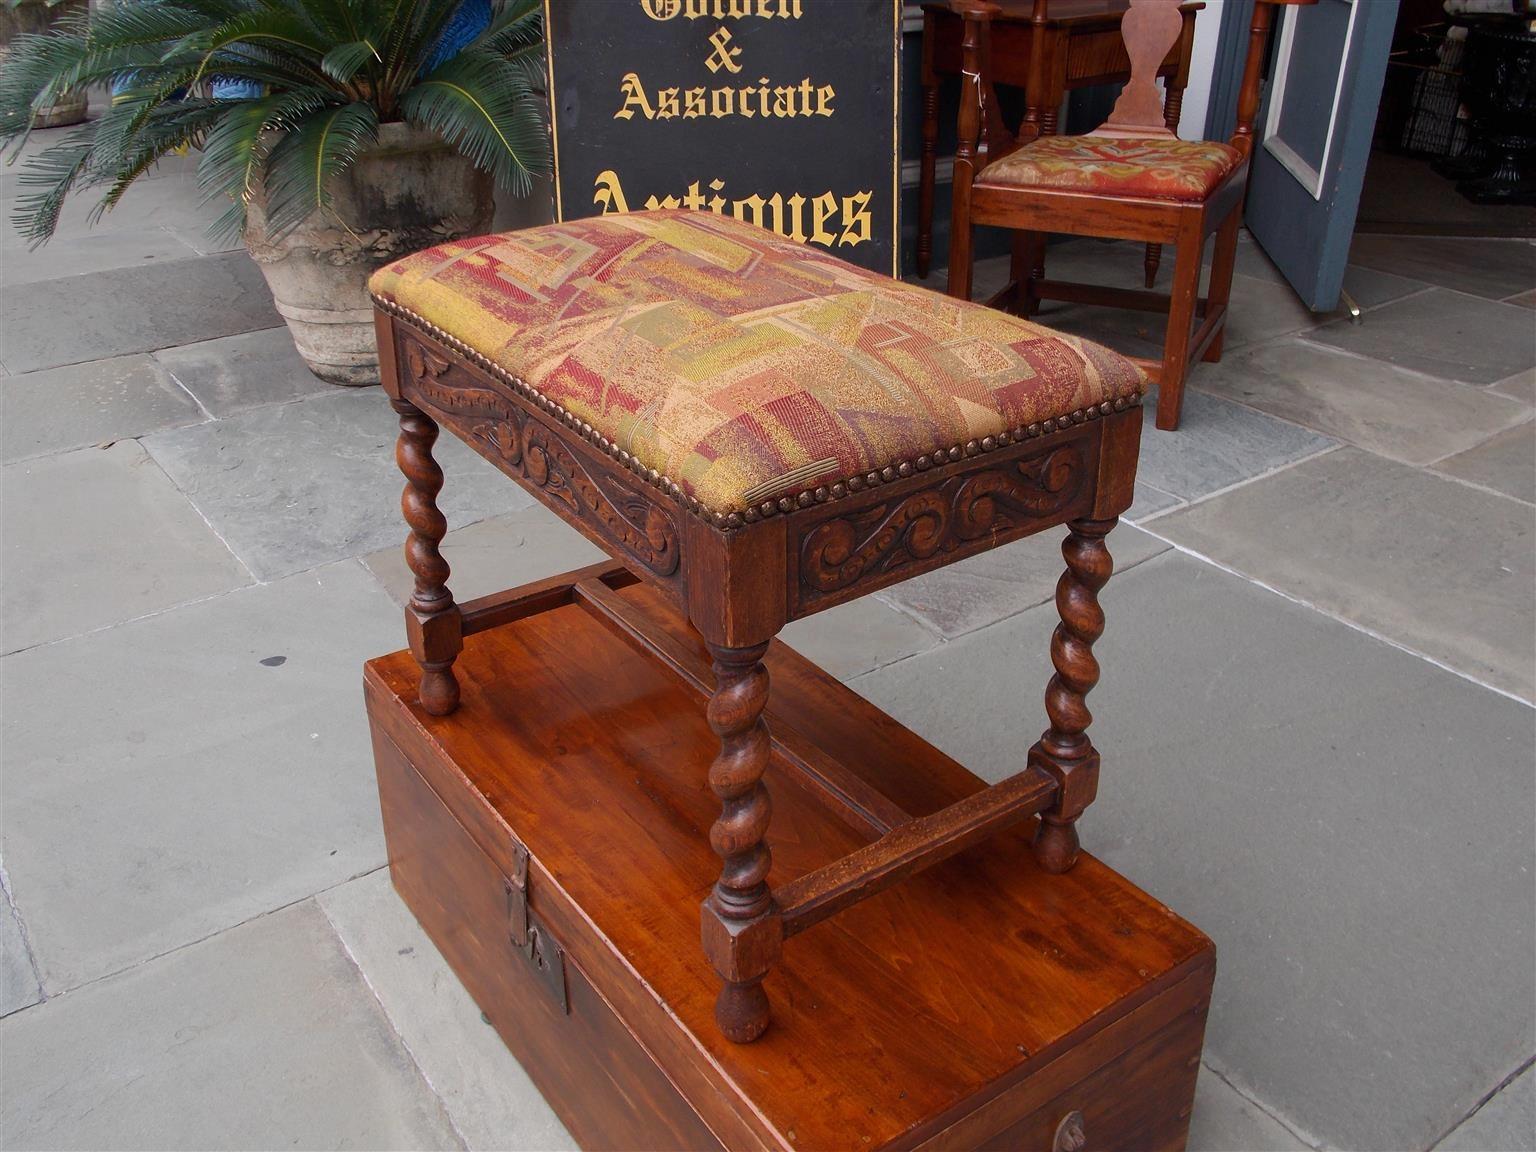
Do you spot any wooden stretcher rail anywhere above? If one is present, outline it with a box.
[774,765,1058,938]
[572,577,913,836]
[459,560,635,636]
[570,572,1062,945]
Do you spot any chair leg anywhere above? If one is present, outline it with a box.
[1156,230,1203,431]
[1143,242,1163,288]
[1030,517,1114,873]
[1202,209,1242,364]
[1011,230,1045,316]
[946,221,975,301]
[700,641,782,1043]
[917,80,940,280]
[393,398,463,716]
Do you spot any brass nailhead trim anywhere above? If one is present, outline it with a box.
[374,296,1144,532]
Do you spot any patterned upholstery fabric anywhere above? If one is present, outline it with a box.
[980,134,1242,202]
[369,209,1143,515]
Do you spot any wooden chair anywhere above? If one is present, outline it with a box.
[916,0,1205,286]
[946,0,1315,430]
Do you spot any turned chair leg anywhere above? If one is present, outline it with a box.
[1142,86,1185,289]
[917,78,940,280]
[1030,517,1115,873]
[1013,230,1046,317]
[393,398,462,716]
[700,641,782,1043]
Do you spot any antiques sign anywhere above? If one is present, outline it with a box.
[543,0,901,276]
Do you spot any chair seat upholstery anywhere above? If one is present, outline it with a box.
[979,134,1243,202]
[369,209,1143,516]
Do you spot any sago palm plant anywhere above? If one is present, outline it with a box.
[0,0,550,246]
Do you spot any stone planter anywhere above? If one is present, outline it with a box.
[243,122,495,386]
[1,0,90,128]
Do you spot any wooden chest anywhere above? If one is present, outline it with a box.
[365,572,1215,1152]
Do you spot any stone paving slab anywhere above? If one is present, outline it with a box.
[875,523,1168,639]
[1192,337,1532,466]
[1508,289,1536,310]
[1430,420,1536,506]
[0,562,399,993]
[1152,446,1536,701]
[1309,289,1536,387]
[1,441,251,654]
[1044,271,1322,363]
[1188,1068,1311,1152]
[0,900,461,1151]
[1,353,206,465]
[0,228,208,289]
[1437,1064,1536,1152]
[1133,388,1337,504]
[1348,235,1536,301]
[0,250,280,373]
[0,889,41,1018]
[853,551,1536,1152]
[144,389,532,581]
[1491,367,1536,404]
[781,595,940,680]
[319,871,573,1152]
[362,504,606,607]
[153,327,332,416]
[1125,480,1184,522]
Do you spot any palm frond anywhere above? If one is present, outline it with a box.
[196,86,333,242]
[467,0,540,56]
[400,50,548,197]
[320,38,378,84]
[90,99,231,222]
[258,99,378,238]
[4,0,548,246]
[10,127,95,245]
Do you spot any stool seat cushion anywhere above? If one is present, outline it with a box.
[370,209,1143,516]
[979,134,1242,202]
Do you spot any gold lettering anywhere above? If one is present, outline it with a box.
[733,193,768,229]
[811,192,838,245]
[614,72,653,120]
[704,25,743,74]
[588,175,875,253]
[839,191,872,246]
[616,72,835,121]
[673,0,802,17]
[593,170,630,214]
[785,192,808,243]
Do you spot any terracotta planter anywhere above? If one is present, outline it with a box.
[1,0,90,128]
[243,122,495,386]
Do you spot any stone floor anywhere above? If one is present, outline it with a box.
[2,144,1534,1151]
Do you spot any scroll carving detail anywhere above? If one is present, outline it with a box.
[400,334,682,578]
[799,445,1087,599]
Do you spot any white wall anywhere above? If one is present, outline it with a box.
[1177,0,1225,139]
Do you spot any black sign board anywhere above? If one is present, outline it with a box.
[543,0,901,277]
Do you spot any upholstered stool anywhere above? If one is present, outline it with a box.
[369,209,1145,1044]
